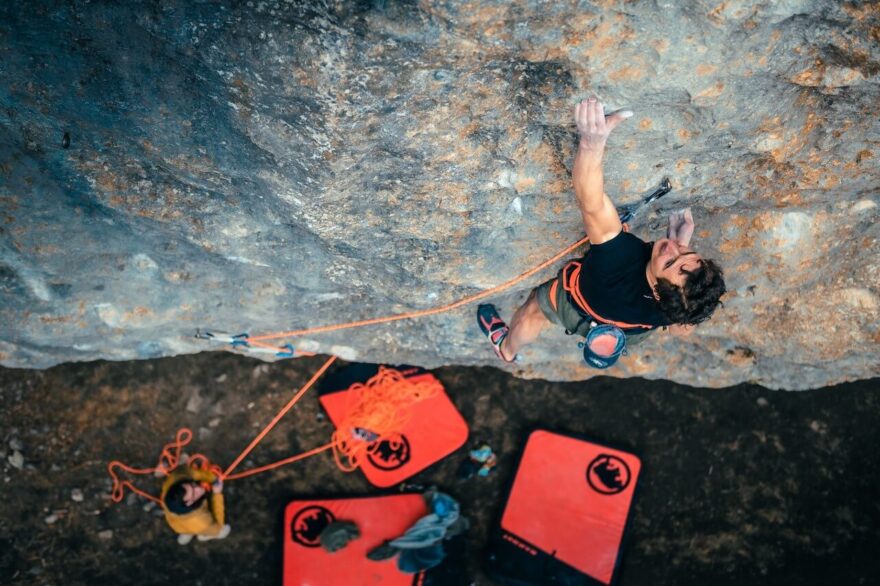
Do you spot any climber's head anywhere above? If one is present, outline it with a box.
[164,480,208,514]
[649,238,726,325]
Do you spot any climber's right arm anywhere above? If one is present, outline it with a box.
[572,98,632,245]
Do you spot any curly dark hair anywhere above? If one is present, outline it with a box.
[655,258,726,325]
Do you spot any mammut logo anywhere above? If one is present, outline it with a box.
[367,435,411,471]
[290,505,335,547]
[586,454,631,495]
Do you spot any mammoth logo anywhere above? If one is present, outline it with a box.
[367,434,412,471]
[586,454,631,495]
[290,505,335,548]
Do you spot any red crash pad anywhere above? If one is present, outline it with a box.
[284,494,428,586]
[319,365,469,488]
[500,430,642,585]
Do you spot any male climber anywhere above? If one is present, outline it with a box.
[478,97,726,363]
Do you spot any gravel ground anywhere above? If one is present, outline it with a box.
[1,352,878,585]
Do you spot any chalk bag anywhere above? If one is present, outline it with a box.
[579,324,627,369]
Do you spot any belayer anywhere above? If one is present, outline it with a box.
[478,97,726,367]
[161,461,231,544]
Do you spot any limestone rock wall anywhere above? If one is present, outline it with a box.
[1,0,878,389]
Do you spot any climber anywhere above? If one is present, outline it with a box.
[161,462,231,544]
[478,97,726,363]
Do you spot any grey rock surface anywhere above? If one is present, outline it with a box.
[0,1,878,389]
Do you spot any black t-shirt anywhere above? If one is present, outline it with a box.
[578,231,670,329]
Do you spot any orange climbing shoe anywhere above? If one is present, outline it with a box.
[477,304,516,363]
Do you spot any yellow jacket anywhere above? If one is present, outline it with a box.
[160,466,225,536]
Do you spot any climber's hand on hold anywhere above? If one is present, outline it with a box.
[667,208,695,246]
[212,478,223,494]
[574,97,632,154]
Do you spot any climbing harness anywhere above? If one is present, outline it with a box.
[558,259,653,369]
[560,260,656,333]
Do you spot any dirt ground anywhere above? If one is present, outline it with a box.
[1,352,878,586]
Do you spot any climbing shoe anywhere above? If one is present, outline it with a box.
[476,304,515,363]
[319,521,360,553]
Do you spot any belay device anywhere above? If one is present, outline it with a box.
[579,323,628,369]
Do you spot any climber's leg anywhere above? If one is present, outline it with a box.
[499,291,549,360]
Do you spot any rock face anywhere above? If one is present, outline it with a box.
[0,1,878,389]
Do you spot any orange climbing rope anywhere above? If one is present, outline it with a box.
[330,366,442,472]
[107,428,220,504]
[108,357,336,503]
[221,355,338,479]
[112,234,591,503]
[224,443,335,481]
[242,235,591,350]
[108,357,437,500]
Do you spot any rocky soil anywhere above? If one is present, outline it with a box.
[1,353,878,585]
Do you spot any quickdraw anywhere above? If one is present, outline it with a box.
[195,330,305,358]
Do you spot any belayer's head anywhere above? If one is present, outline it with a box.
[164,480,209,514]
[647,238,726,325]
